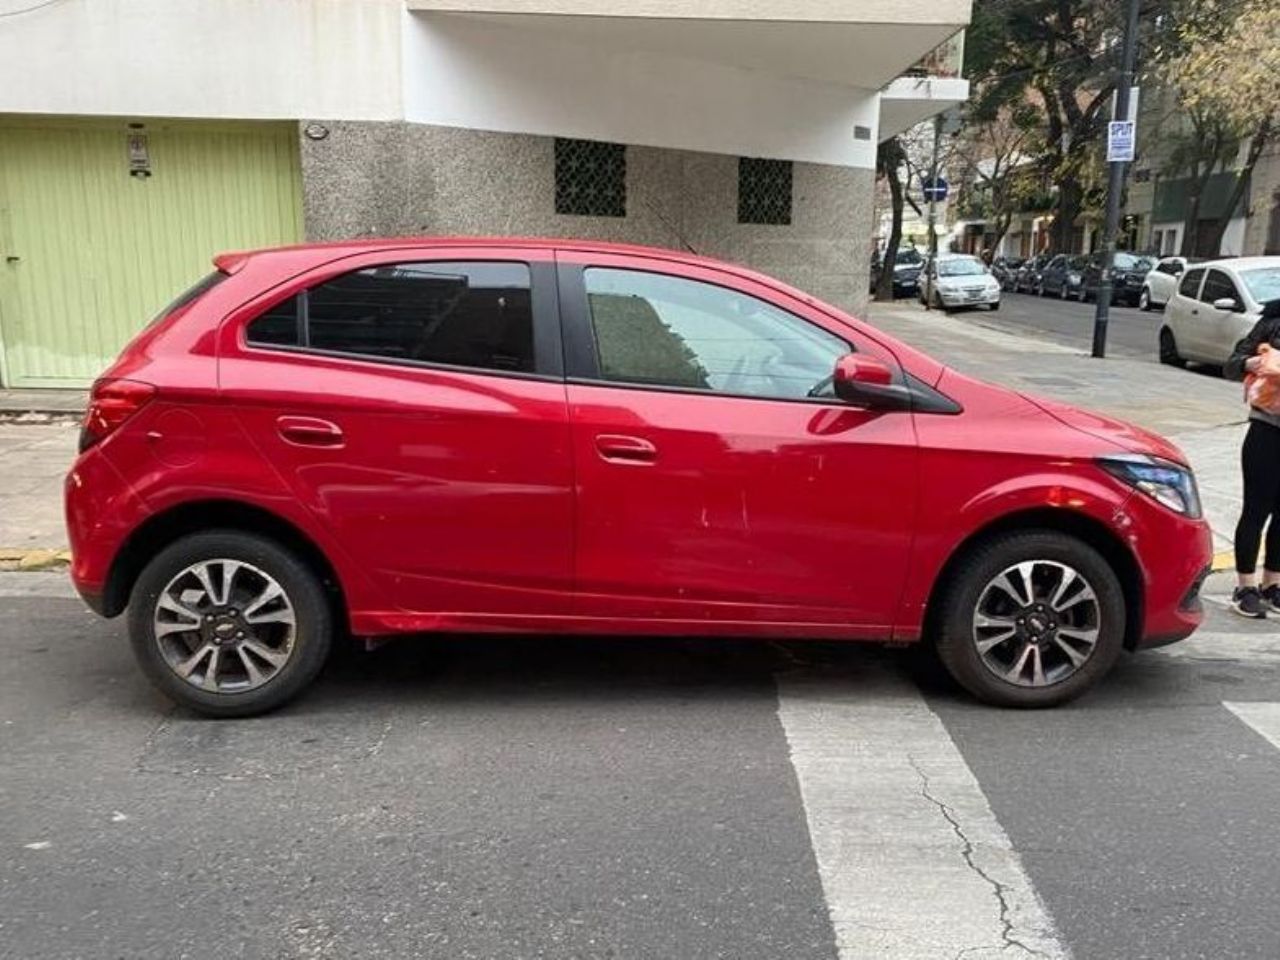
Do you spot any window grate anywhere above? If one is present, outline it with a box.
[738,157,793,226]
[555,138,626,218]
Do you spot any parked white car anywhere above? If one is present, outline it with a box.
[920,254,1001,311]
[1140,256,1204,311]
[1160,256,1280,366]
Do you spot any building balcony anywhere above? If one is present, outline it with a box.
[405,0,974,167]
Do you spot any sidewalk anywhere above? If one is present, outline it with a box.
[0,388,85,415]
[867,302,1246,562]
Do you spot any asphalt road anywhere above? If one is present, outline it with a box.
[945,290,1168,360]
[4,574,1280,959]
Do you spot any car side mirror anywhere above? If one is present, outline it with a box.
[832,354,911,410]
[1212,297,1243,312]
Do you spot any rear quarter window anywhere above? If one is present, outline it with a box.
[147,271,226,330]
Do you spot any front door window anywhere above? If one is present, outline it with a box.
[584,268,848,401]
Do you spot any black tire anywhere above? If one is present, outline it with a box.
[127,530,333,717]
[934,531,1126,708]
[988,301,1000,311]
[1159,326,1185,368]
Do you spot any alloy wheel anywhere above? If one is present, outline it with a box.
[152,559,297,693]
[972,560,1100,687]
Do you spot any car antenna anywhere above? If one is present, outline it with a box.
[637,193,700,256]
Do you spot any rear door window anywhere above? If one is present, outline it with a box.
[247,262,536,374]
[1179,268,1205,298]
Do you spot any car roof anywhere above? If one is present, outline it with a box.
[212,235,806,293]
[1202,256,1280,272]
[220,236,712,267]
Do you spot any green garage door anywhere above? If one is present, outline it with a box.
[0,118,303,388]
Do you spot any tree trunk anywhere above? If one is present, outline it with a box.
[1204,120,1273,256]
[1180,160,1213,256]
[875,162,905,302]
[989,209,1014,258]
[1052,178,1082,252]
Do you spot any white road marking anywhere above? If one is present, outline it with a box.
[777,669,1067,960]
[1224,702,1280,751]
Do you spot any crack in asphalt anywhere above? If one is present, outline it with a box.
[907,755,1053,960]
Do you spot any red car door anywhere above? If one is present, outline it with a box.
[219,249,574,619]
[557,252,920,636]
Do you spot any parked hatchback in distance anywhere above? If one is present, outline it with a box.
[920,254,1001,311]
[1080,251,1154,306]
[1037,254,1088,299]
[1140,256,1204,311]
[1013,253,1052,293]
[991,256,1024,291]
[1160,256,1280,366]
[68,239,1211,716]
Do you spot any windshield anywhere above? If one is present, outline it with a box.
[937,258,986,278]
[1240,267,1280,304]
[1114,253,1153,271]
[895,248,923,266]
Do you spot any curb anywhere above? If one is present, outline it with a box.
[0,549,72,572]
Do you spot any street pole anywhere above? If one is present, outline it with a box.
[1091,0,1141,359]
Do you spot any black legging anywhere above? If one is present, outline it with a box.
[1236,420,1280,574]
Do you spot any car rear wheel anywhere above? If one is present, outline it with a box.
[127,531,333,717]
[934,531,1125,708]
[1159,326,1186,367]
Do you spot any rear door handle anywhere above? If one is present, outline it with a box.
[594,434,657,465]
[276,415,345,448]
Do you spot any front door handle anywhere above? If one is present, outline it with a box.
[594,434,657,465]
[277,415,344,448]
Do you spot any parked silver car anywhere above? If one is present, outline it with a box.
[920,254,1001,311]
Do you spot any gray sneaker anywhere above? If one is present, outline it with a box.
[1232,587,1268,619]
[1262,584,1280,614]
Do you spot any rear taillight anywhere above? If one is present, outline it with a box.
[79,379,156,453]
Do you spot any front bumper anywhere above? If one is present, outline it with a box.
[1125,495,1214,649]
[939,289,1000,306]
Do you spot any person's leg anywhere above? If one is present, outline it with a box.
[1262,424,1280,593]
[1235,422,1273,584]
[1234,422,1277,616]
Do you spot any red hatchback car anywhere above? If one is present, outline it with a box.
[67,238,1212,716]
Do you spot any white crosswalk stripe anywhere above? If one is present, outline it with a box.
[1224,701,1280,751]
[777,668,1067,960]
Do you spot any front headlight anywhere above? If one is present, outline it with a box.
[1098,454,1202,518]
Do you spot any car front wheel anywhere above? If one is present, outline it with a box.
[127,531,334,717]
[1139,288,1152,311]
[934,531,1125,708]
